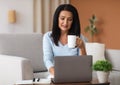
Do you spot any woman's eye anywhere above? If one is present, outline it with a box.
[68,18,73,21]
[60,17,64,20]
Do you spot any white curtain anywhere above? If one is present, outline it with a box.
[33,0,69,34]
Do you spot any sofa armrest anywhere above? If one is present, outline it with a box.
[0,54,33,85]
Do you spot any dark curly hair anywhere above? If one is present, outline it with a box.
[51,4,81,46]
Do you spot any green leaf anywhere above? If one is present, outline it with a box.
[92,14,96,20]
[93,28,98,33]
[93,60,113,72]
[84,14,99,41]
[84,26,90,32]
[89,18,94,24]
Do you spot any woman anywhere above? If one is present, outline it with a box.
[43,4,87,77]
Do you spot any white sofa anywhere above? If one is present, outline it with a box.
[0,33,120,85]
[0,55,33,85]
[0,33,49,85]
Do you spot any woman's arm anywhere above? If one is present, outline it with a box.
[43,32,54,75]
[80,44,86,55]
[76,37,87,55]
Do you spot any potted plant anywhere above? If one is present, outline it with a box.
[84,14,98,42]
[85,14,105,64]
[93,60,113,83]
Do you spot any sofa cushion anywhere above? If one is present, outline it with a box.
[85,43,105,64]
[0,33,47,72]
[105,49,120,71]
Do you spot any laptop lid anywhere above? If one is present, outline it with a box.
[53,55,92,83]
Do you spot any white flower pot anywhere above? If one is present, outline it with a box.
[97,71,110,83]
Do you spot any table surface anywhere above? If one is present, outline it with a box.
[49,79,110,85]
[15,79,110,85]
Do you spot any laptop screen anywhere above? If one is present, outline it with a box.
[53,55,92,83]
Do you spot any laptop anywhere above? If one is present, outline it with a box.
[52,55,92,83]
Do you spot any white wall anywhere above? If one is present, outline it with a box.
[0,0,34,33]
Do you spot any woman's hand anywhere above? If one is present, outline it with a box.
[49,67,55,76]
[76,37,84,48]
[76,37,86,55]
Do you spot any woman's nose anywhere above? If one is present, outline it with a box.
[63,19,68,25]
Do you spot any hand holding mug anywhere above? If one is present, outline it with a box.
[76,36,86,55]
[68,35,84,48]
[68,35,86,54]
[76,36,85,48]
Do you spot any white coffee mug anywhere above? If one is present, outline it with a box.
[68,35,76,48]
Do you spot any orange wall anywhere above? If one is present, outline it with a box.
[70,0,120,49]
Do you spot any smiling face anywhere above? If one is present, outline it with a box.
[58,10,73,33]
